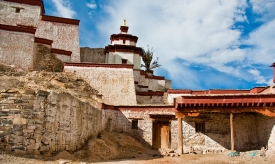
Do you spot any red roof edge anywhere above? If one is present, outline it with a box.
[0,24,36,34]
[51,48,72,56]
[41,15,80,25]
[64,63,134,69]
[34,37,53,45]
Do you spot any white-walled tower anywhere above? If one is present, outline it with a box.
[105,20,142,69]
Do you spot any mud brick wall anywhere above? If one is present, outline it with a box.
[0,30,35,71]
[256,114,275,155]
[65,66,137,105]
[170,113,262,153]
[80,47,105,63]
[102,108,175,148]
[136,95,165,104]
[0,91,102,155]
[0,1,41,27]
[36,20,80,62]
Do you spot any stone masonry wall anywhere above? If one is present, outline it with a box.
[64,66,137,105]
[0,91,102,155]
[0,1,41,27]
[256,114,275,155]
[170,113,260,153]
[0,30,35,71]
[36,21,80,62]
[136,95,165,104]
[80,47,105,63]
[102,108,175,148]
[102,110,260,152]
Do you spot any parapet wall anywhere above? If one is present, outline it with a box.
[80,47,105,63]
[0,91,102,155]
[36,19,80,62]
[64,64,137,105]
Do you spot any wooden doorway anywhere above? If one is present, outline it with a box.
[152,120,171,149]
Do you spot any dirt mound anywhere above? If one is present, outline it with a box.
[0,62,101,101]
[73,131,159,162]
[0,63,26,76]
[53,150,77,161]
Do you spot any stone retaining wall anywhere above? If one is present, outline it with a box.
[0,91,102,155]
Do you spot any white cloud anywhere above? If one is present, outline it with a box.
[51,0,76,18]
[87,3,97,9]
[248,69,270,84]
[244,19,275,67]
[95,0,275,88]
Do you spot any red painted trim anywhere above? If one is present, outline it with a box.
[51,48,72,56]
[64,62,134,69]
[250,87,266,93]
[0,24,36,34]
[120,26,128,33]
[3,0,45,14]
[34,37,53,45]
[168,89,251,95]
[110,34,138,43]
[208,89,249,94]
[136,91,164,96]
[177,94,275,107]
[105,45,142,55]
[140,70,146,75]
[145,75,165,80]
[102,103,175,111]
[41,15,80,25]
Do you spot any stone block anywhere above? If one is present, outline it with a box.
[40,145,50,152]
[13,118,27,125]
[27,125,36,130]
[19,89,35,95]
[36,90,50,97]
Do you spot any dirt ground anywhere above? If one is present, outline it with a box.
[0,131,274,164]
[0,152,274,164]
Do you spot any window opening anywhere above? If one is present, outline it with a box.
[195,122,205,133]
[132,120,138,129]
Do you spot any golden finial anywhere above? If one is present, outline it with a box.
[122,19,126,26]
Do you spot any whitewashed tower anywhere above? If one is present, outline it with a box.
[105,20,142,69]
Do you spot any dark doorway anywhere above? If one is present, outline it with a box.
[152,120,171,149]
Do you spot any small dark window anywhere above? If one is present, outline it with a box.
[195,122,205,133]
[15,8,21,13]
[132,120,138,129]
[121,59,127,64]
[123,40,125,44]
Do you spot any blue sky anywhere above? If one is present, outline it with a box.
[44,0,275,90]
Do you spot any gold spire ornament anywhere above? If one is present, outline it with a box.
[122,19,126,26]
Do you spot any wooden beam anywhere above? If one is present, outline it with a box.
[178,118,183,155]
[230,113,234,151]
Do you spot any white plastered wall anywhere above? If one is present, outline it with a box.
[0,30,34,70]
[64,66,137,105]
[35,21,80,62]
[0,1,41,27]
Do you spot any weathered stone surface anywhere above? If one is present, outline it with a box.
[0,91,102,155]
[80,47,105,63]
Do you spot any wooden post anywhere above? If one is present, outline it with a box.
[230,113,234,151]
[178,117,183,154]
